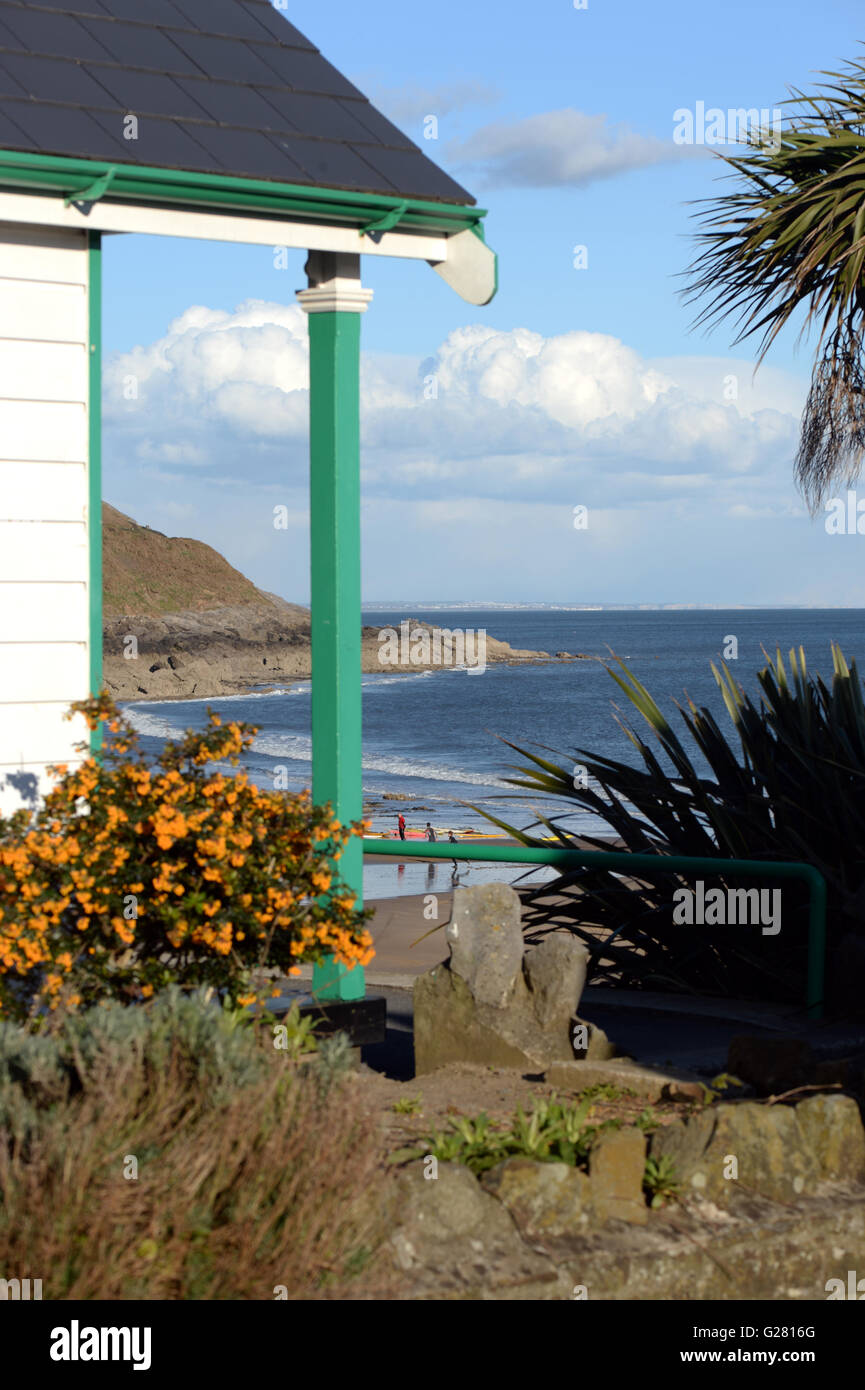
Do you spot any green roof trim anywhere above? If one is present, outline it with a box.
[0,149,486,238]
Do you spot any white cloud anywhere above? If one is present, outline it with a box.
[356,78,501,130]
[105,300,310,431]
[104,302,805,523]
[446,108,706,188]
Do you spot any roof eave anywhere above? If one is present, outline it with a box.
[0,148,486,237]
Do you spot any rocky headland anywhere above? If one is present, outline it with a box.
[102,504,584,703]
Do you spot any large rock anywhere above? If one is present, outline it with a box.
[794,1093,865,1181]
[524,933,589,1029]
[414,965,568,1073]
[387,1160,566,1298]
[414,883,599,1074]
[648,1108,716,1184]
[445,884,524,1007]
[589,1127,648,1225]
[481,1158,594,1237]
[651,1102,821,1205]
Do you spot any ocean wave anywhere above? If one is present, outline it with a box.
[248,729,510,789]
[125,708,184,740]
[124,687,294,709]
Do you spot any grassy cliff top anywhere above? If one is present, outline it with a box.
[103,503,301,620]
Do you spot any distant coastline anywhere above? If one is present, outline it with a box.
[360,602,850,611]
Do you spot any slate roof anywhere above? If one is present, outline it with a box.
[0,0,474,206]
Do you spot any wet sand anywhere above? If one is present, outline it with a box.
[362,834,624,980]
[365,892,452,976]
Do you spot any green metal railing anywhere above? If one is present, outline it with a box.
[361,838,827,1019]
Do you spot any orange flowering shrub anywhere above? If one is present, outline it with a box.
[0,694,373,1024]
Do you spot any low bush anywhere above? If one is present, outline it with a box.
[0,989,391,1299]
[0,693,373,1024]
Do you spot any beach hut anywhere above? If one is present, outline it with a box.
[0,0,496,1001]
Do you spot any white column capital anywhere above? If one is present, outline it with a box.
[296,249,373,314]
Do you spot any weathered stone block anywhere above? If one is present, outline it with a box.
[524,934,589,1029]
[589,1126,648,1225]
[445,883,523,1007]
[795,1093,865,1181]
[543,1058,703,1102]
[414,882,601,1074]
[387,1160,566,1298]
[413,966,547,1073]
[653,1102,820,1205]
[649,1108,715,1185]
[481,1157,594,1236]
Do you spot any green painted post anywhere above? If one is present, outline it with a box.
[88,231,103,758]
[298,253,372,1001]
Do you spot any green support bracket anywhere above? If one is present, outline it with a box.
[359,199,408,238]
[66,165,117,208]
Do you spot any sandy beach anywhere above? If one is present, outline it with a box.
[360,835,625,981]
[363,837,539,976]
[364,892,452,976]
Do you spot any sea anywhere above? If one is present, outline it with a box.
[123,608,865,900]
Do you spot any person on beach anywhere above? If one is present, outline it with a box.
[426,822,437,842]
[448,830,457,843]
[397,813,406,840]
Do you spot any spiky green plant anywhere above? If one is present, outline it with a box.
[389,1095,613,1175]
[479,644,865,1011]
[683,56,865,509]
[644,1154,680,1209]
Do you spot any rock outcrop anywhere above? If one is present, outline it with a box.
[413,882,615,1073]
[101,504,576,702]
[385,1093,865,1298]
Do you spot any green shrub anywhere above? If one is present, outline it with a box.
[390,1095,621,1175]
[0,987,271,1150]
[0,989,392,1299]
[483,645,865,1010]
[0,693,373,1024]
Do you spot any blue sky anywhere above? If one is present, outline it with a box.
[102,0,865,606]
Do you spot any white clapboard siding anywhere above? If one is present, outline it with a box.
[0,223,91,817]
[0,277,86,341]
[0,759,87,820]
[0,703,90,762]
[0,400,87,462]
[0,643,88,707]
[0,340,90,403]
[0,222,93,282]
[0,462,87,522]
[0,582,87,639]
[0,520,89,582]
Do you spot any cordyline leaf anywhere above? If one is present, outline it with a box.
[480,648,865,1009]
